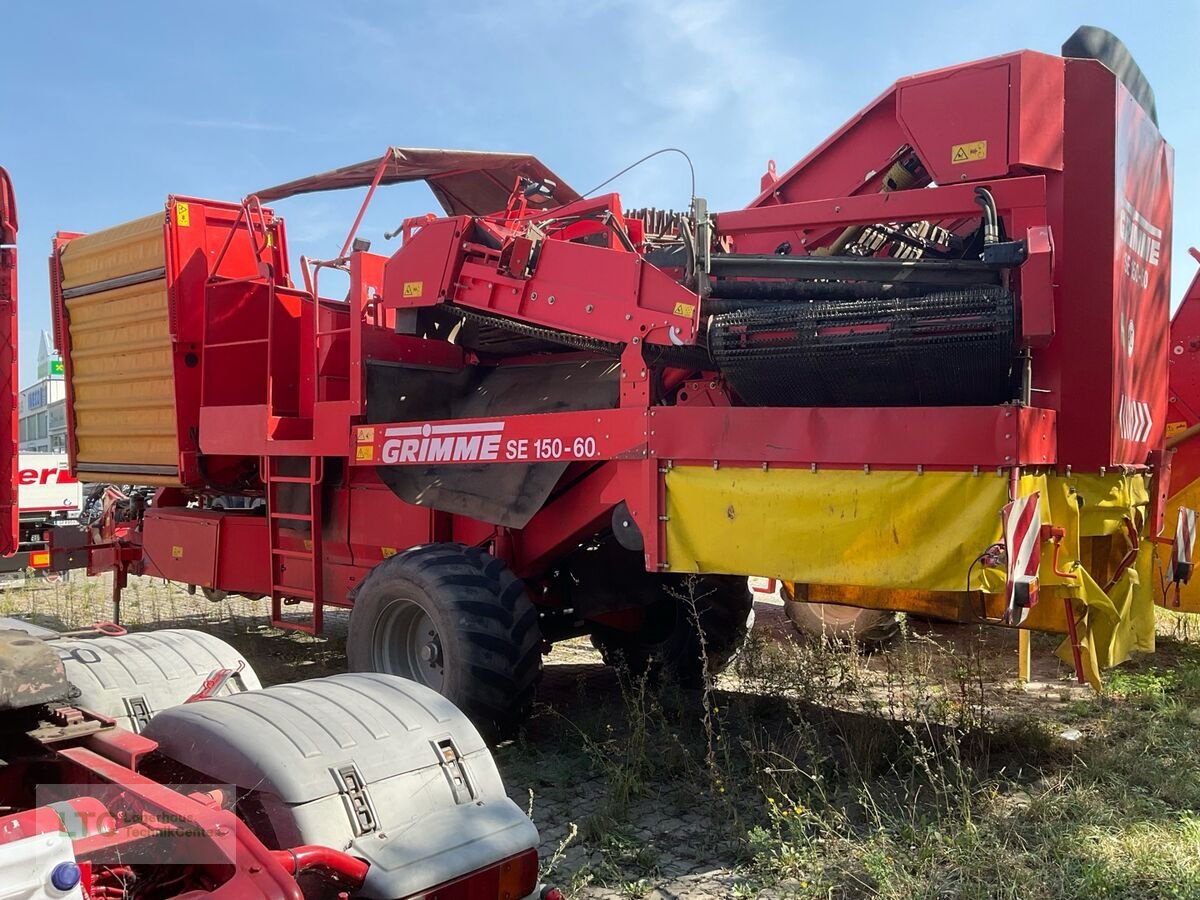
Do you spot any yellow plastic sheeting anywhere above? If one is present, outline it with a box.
[1073,472,1150,537]
[664,465,1156,683]
[60,212,178,482]
[664,467,1011,592]
[1058,542,1156,687]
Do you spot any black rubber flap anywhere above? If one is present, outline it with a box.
[1063,26,1157,126]
[367,359,619,528]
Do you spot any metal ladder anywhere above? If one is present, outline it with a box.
[307,258,354,407]
[265,455,324,634]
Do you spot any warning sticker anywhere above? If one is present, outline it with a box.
[356,426,375,443]
[171,545,184,559]
[403,281,423,298]
[356,444,375,461]
[175,202,190,227]
[381,547,398,558]
[1166,420,1189,438]
[951,141,987,164]
[673,301,696,318]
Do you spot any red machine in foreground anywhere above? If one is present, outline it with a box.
[34,29,1196,733]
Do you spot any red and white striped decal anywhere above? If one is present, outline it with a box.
[1001,492,1042,625]
[1170,507,1197,583]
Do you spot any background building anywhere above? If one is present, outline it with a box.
[19,331,66,453]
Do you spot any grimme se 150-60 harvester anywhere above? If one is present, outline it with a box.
[27,28,1200,736]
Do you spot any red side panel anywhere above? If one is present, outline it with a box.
[0,169,17,556]
[1111,84,1173,464]
[896,52,1065,185]
[1165,255,1200,489]
[896,59,1015,182]
[1050,60,1172,470]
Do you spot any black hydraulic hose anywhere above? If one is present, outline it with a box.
[974,187,999,245]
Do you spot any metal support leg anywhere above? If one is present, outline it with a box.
[111,566,127,627]
[1017,628,1031,682]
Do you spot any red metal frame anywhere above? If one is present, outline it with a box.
[0,168,17,557]
[0,724,308,898]
[1165,251,1200,492]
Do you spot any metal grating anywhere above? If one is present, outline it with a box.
[709,286,1016,408]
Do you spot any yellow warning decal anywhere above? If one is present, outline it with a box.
[951,141,987,164]
[175,202,190,227]
[171,546,184,559]
[403,281,423,298]
[356,426,375,443]
[382,547,398,558]
[1166,420,1188,438]
[356,444,375,461]
[673,301,696,318]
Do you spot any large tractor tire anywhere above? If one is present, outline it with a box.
[347,543,542,740]
[590,575,754,686]
[784,598,899,646]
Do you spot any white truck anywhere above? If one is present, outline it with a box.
[0,453,83,586]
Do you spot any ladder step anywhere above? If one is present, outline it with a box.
[266,453,324,636]
[272,586,316,598]
[271,549,315,561]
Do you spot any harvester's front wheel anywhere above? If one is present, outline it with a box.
[590,575,754,686]
[347,544,543,740]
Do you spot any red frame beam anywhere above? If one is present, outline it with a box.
[351,405,1057,472]
[714,175,1047,238]
[0,169,17,556]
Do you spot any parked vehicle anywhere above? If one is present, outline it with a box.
[0,453,83,587]
[20,28,1200,734]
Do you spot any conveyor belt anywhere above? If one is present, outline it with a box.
[709,286,1015,407]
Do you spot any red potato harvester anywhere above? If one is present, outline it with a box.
[23,27,1200,740]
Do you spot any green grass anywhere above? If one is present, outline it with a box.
[502,619,1200,900]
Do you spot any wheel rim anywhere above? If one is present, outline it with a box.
[373,598,446,690]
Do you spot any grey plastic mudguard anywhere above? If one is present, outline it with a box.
[0,617,58,639]
[49,629,260,732]
[143,673,539,900]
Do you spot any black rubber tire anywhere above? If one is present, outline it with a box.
[590,575,754,686]
[784,598,899,646]
[346,543,542,740]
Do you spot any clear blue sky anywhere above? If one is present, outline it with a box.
[2,2,1197,384]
